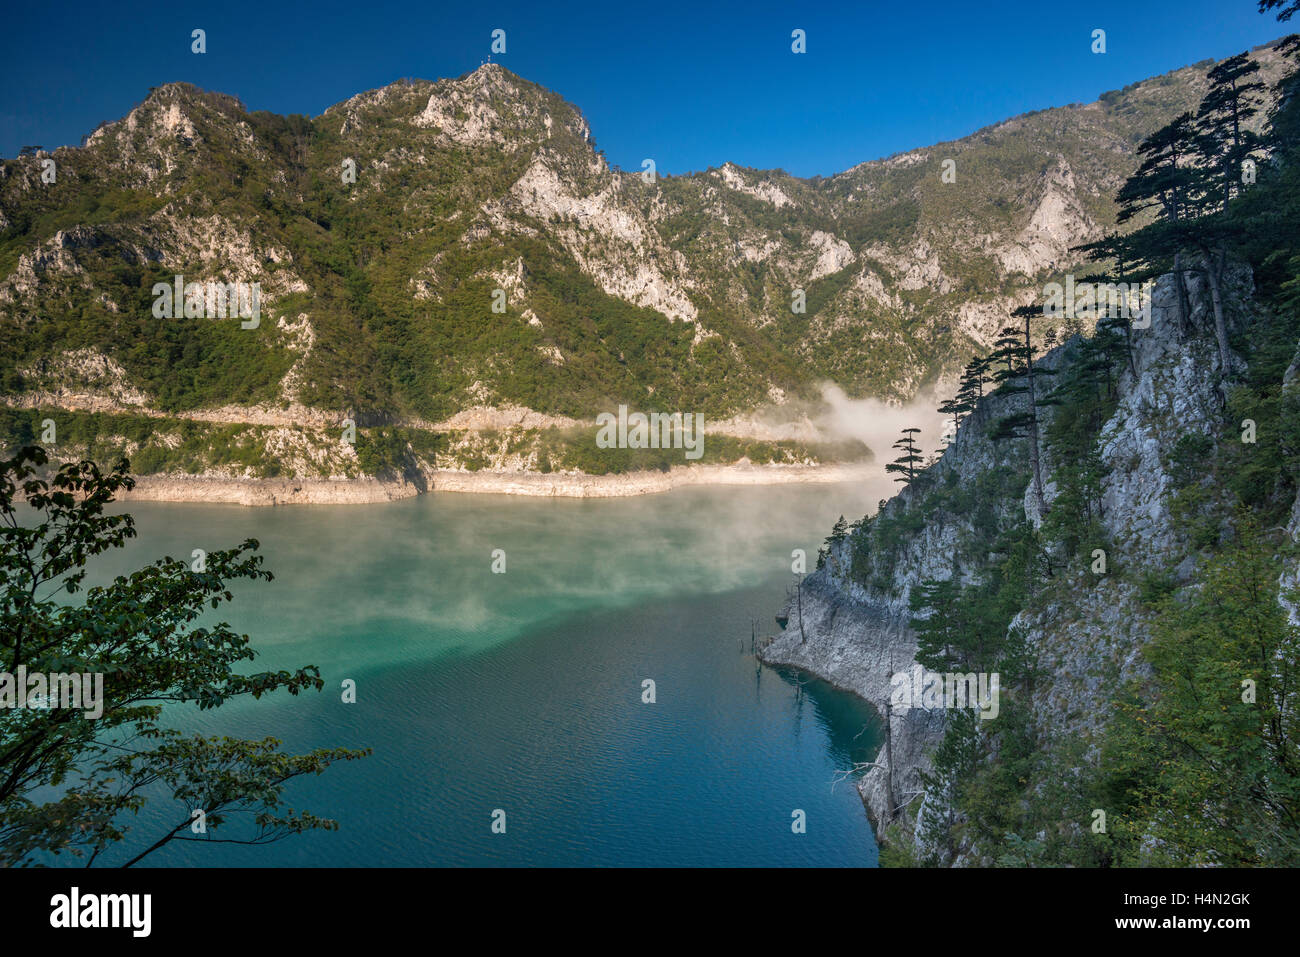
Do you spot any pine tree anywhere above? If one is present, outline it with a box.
[937,392,969,435]
[987,326,1022,381]
[988,306,1052,514]
[1072,234,1142,376]
[1107,107,1235,378]
[1197,52,1266,210]
[937,355,990,440]
[827,514,848,545]
[1184,55,1266,380]
[1266,34,1300,155]
[1260,1,1299,24]
[963,355,987,399]
[885,427,923,485]
[1116,112,1202,227]
[909,577,967,671]
[958,355,989,409]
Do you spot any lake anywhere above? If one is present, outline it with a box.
[72,481,888,866]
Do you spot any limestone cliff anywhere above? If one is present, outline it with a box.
[760,264,1293,861]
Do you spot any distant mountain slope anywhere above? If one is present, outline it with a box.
[0,44,1290,435]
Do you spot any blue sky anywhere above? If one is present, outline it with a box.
[0,0,1291,176]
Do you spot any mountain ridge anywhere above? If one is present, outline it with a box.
[0,43,1292,483]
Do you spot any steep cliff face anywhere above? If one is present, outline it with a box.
[758,342,1035,838]
[760,265,1286,859]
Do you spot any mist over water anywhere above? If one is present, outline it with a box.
[815,383,951,461]
[72,483,887,866]
[720,383,951,466]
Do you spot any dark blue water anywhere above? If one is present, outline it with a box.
[61,483,886,866]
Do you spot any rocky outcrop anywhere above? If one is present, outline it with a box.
[758,569,947,836]
[760,266,1270,858]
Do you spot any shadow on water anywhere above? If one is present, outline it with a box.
[770,667,883,774]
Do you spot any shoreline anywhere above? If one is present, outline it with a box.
[115,461,876,506]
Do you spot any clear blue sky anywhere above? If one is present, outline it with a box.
[0,0,1291,176]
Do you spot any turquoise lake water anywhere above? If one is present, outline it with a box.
[71,482,886,866]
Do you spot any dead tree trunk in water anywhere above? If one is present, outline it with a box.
[797,578,806,644]
[884,655,897,819]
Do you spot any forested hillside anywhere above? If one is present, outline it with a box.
[0,45,1291,480]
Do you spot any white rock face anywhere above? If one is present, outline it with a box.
[1,207,307,312]
[498,156,699,322]
[996,160,1098,277]
[955,297,1025,348]
[842,149,930,176]
[275,312,316,405]
[865,238,951,294]
[141,208,309,299]
[11,54,1290,445]
[431,404,582,432]
[485,256,530,301]
[84,84,265,190]
[716,163,795,208]
[1,227,91,301]
[16,348,150,408]
[536,344,565,365]
[807,230,856,280]
[737,235,781,263]
[851,267,902,311]
[411,64,589,151]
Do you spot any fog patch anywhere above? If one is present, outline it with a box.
[814,383,949,468]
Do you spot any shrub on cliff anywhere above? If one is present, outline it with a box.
[0,446,368,866]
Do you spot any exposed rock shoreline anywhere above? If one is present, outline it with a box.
[759,268,1269,860]
[116,461,876,506]
[758,574,945,840]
